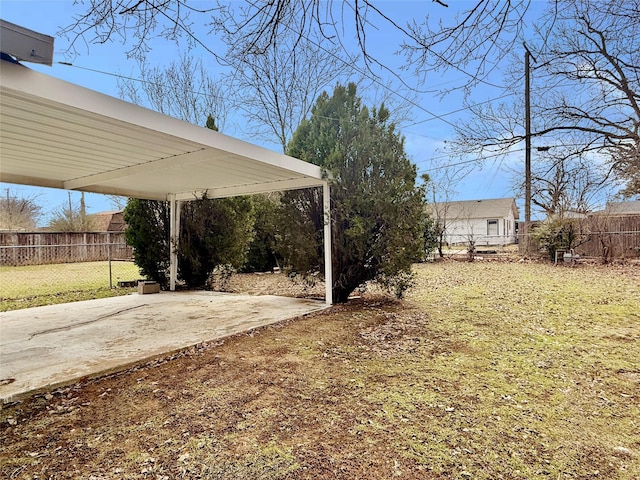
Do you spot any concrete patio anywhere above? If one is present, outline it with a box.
[0,291,326,402]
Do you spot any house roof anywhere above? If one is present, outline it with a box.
[88,211,126,232]
[0,58,326,201]
[430,198,519,220]
[605,201,640,215]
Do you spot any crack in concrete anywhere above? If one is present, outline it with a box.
[29,304,148,340]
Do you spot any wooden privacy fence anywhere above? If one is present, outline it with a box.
[519,215,640,260]
[0,232,133,266]
[574,215,640,259]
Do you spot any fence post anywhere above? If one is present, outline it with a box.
[108,232,113,289]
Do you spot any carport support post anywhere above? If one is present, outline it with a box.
[323,182,333,305]
[169,195,181,291]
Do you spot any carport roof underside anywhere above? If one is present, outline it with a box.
[0,40,333,303]
[0,59,326,200]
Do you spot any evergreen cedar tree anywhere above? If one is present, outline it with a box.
[281,83,429,303]
[177,194,253,288]
[124,115,254,288]
[123,199,171,285]
[124,195,254,289]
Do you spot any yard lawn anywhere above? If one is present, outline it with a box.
[1,261,639,479]
[0,261,141,311]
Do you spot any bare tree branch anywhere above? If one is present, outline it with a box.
[452,0,640,200]
[60,0,532,93]
[117,53,228,129]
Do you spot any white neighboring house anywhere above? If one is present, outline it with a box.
[430,198,520,246]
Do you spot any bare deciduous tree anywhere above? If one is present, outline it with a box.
[530,156,608,216]
[47,192,95,232]
[0,189,42,231]
[503,135,611,216]
[117,53,227,129]
[424,169,462,258]
[453,0,640,200]
[531,0,640,196]
[215,15,355,152]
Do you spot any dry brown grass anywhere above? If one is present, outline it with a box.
[1,261,639,479]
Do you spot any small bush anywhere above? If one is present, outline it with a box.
[533,217,584,261]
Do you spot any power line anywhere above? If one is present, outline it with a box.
[402,91,517,128]
[418,147,527,171]
[60,60,521,145]
[58,62,165,88]
[418,139,603,172]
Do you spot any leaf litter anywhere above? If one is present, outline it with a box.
[1,260,639,479]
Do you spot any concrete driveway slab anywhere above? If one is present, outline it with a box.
[0,292,326,402]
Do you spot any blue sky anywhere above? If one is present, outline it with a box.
[1,0,554,223]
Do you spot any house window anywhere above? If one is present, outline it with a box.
[487,219,499,236]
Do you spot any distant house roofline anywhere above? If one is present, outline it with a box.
[429,197,519,220]
[604,200,640,215]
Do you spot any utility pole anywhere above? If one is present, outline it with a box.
[524,44,536,253]
[525,47,532,224]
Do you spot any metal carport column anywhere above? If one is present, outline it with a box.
[323,181,333,305]
[169,195,181,292]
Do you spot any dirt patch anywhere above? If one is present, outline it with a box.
[210,271,327,298]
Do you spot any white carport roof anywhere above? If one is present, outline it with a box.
[0,56,333,304]
[0,59,326,200]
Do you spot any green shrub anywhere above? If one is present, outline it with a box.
[178,195,254,288]
[124,195,254,289]
[533,216,583,261]
[124,199,171,286]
